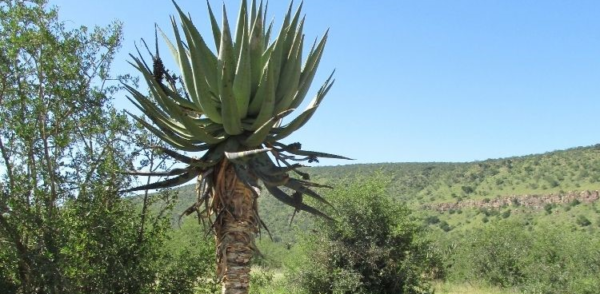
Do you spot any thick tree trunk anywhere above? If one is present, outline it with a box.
[213,160,259,294]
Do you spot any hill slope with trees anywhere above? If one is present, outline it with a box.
[170,144,600,240]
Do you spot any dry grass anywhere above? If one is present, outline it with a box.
[433,281,519,294]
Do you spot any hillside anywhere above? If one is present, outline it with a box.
[312,144,600,205]
[165,144,600,240]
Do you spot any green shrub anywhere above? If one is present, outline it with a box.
[249,267,274,290]
[156,217,219,294]
[576,215,591,227]
[425,215,441,225]
[461,186,474,194]
[433,221,600,294]
[466,222,529,287]
[439,221,452,232]
[295,177,433,294]
[544,203,554,214]
[522,226,600,294]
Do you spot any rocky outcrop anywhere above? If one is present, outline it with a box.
[424,190,599,212]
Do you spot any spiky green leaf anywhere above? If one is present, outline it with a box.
[218,5,243,135]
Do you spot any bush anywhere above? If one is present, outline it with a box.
[439,221,452,232]
[576,215,591,227]
[522,226,600,294]
[295,177,433,294]
[433,221,600,294]
[157,217,219,294]
[461,186,474,194]
[544,203,554,214]
[438,221,530,287]
[425,215,441,225]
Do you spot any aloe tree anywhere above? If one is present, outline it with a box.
[123,0,348,293]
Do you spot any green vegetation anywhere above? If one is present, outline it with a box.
[433,282,518,294]
[293,178,432,294]
[310,145,600,207]
[123,0,345,292]
[161,144,600,294]
[244,146,600,293]
[433,221,600,294]
[3,1,600,294]
[0,1,184,292]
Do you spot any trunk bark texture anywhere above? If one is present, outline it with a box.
[213,160,259,294]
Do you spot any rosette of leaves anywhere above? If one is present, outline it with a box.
[123,1,349,293]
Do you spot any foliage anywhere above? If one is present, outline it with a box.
[8,1,600,294]
[442,221,530,287]
[123,0,346,221]
[172,144,600,242]
[0,0,129,291]
[303,145,600,207]
[576,215,592,227]
[168,144,600,293]
[432,281,517,294]
[293,177,433,294]
[154,217,219,294]
[124,1,345,292]
[434,220,600,294]
[0,1,208,293]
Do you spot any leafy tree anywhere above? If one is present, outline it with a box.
[295,178,433,294]
[123,1,347,293]
[443,221,530,288]
[0,1,180,292]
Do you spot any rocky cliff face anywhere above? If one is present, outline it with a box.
[425,190,600,212]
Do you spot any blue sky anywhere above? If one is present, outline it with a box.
[50,0,600,165]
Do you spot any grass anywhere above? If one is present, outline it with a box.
[433,281,518,294]
[250,267,300,294]
[250,263,521,294]
[252,278,519,294]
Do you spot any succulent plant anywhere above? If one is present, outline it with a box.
[123,0,348,292]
